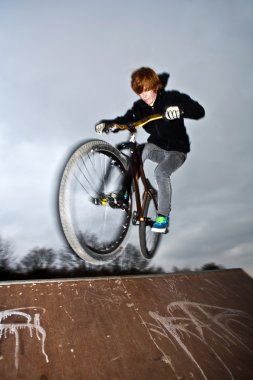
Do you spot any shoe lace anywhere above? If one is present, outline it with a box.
[156,215,167,224]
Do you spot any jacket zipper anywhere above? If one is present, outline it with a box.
[151,105,161,137]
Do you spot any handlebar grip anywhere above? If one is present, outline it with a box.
[112,123,129,131]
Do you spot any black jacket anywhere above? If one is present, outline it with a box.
[106,88,205,153]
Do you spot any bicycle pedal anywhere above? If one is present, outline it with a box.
[101,197,107,206]
[132,211,140,225]
[92,196,108,206]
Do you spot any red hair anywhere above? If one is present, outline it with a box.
[131,67,162,94]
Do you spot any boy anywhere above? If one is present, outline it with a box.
[95,67,205,233]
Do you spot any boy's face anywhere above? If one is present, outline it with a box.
[139,90,157,106]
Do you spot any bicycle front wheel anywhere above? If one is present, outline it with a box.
[59,140,132,264]
[139,193,161,259]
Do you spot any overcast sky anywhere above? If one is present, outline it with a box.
[0,0,253,275]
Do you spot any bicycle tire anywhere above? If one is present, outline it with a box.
[59,139,132,264]
[139,193,161,259]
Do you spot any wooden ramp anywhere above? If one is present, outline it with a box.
[0,269,253,380]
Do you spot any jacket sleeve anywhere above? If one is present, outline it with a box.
[171,90,205,120]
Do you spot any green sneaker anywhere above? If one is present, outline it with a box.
[151,214,169,234]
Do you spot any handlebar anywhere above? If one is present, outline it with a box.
[113,114,163,132]
[95,113,164,136]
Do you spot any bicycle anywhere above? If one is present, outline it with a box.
[58,114,166,265]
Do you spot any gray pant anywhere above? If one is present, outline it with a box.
[142,143,186,216]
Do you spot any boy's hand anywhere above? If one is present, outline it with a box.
[164,106,181,120]
[95,122,108,134]
[95,122,120,134]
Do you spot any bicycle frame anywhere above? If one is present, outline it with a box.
[110,113,164,223]
[117,134,157,224]
[95,113,163,218]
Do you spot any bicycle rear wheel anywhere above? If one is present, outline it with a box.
[139,192,161,259]
[59,140,132,264]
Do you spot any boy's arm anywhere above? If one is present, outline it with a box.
[95,105,139,134]
[167,91,205,120]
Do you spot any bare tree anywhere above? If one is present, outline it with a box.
[19,247,57,273]
[201,262,225,271]
[0,235,13,270]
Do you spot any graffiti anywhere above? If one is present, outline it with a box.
[82,283,124,309]
[0,307,49,369]
[148,301,253,380]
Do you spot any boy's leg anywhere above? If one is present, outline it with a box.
[142,144,186,232]
[154,150,186,216]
